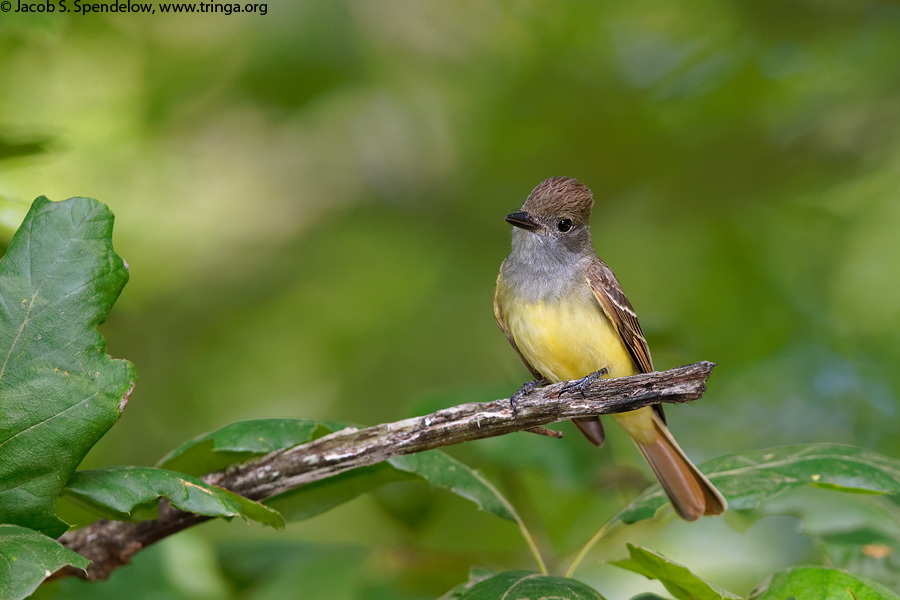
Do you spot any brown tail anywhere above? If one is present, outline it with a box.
[633,412,726,521]
[573,416,606,447]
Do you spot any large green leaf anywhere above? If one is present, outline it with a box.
[0,197,136,537]
[610,544,740,600]
[160,419,517,522]
[749,566,900,600]
[619,444,900,524]
[63,467,284,529]
[443,571,605,600]
[0,523,90,600]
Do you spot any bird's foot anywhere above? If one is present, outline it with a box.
[560,368,609,397]
[509,378,550,413]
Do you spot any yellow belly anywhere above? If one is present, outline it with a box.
[497,280,655,442]
[501,292,638,383]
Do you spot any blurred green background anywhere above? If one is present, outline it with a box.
[3,0,900,598]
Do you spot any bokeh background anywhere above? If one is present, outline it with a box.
[3,1,900,598]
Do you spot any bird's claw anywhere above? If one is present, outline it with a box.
[560,368,609,397]
[509,378,550,414]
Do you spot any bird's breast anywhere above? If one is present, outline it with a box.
[497,281,638,383]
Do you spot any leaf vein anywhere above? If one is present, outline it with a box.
[711,453,900,480]
[0,388,102,453]
[0,288,41,385]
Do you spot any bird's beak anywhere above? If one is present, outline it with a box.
[504,211,540,231]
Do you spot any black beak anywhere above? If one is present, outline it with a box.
[504,211,540,231]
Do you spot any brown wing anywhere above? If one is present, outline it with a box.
[585,259,653,373]
[586,259,666,423]
[493,270,543,379]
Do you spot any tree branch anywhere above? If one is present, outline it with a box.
[57,361,715,581]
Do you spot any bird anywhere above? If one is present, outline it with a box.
[493,176,725,521]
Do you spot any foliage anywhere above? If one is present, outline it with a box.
[749,567,900,600]
[441,570,606,600]
[619,444,900,524]
[63,467,284,528]
[611,544,741,600]
[0,197,135,538]
[0,198,279,599]
[158,418,517,522]
[0,525,89,600]
[156,418,335,475]
[4,195,900,600]
[5,1,900,598]
[611,545,900,600]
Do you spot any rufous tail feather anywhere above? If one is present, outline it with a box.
[633,413,726,521]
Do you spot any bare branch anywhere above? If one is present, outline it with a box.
[56,361,715,581]
[524,426,565,438]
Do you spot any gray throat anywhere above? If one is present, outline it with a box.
[501,228,595,303]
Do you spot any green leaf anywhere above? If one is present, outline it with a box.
[159,418,389,523]
[266,462,413,522]
[0,196,136,537]
[751,487,900,584]
[618,443,900,524]
[63,467,284,529]
[749,566,900,600]
[438,567,496,600]
[267,449,517,523]
[161,419,517,523]
[157,418,336,475]
[610,544,740,600]
[0,523,90,600]
[388,451,517,521]
[0,195,32,239]
[446,571,605,600]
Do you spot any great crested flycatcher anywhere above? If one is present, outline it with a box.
[493,176,725,521]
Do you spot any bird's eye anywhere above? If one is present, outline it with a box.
[557,219,573,232]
